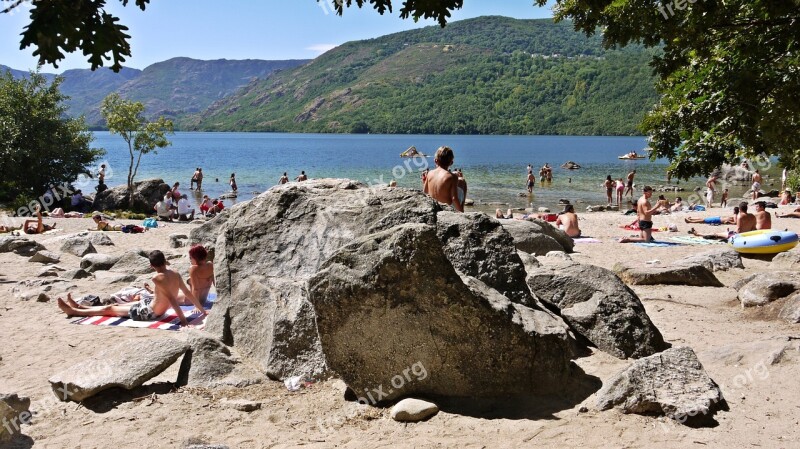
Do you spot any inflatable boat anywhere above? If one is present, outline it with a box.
[729,229,799,254]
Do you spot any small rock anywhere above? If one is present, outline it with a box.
[613,263,723,287]
[0,393,30,442]
[93,271,137,284]
[537,207,550,213]
[88,233,114,246]
[59,238,97,257]
[38,265,65,277]
[170,233,189,249]
[779,293,800,324]
[390,398,439,422]
[29,250,61,264]
[221,399,261,412]
[61,269,93,280]
[579,406,589,413]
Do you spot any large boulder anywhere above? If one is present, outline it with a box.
[176,333,266,388]
[60,237,97,257]
[309,223,579,401]
[111,250,153,275]
[672,248,744,272]
[735,272,800,307]
[596,347,726,426]
[498,219,574,255]
[527,263,669,359]
[718,164,752,183]
[80,253,121,272]
[28,250,61,264]
[204,179,578,389]
[204,179,440,380]
[0,393,30,443]
[49,337,188,402]
[0,236,44,256]
[779,294,800,323]
[436,212,535,305]
[613,263,724,287]
[772,251,800,270]
[92,178,170,213]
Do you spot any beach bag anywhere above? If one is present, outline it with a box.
[142,217,158,228]
[694,205,706,211]
[122,224,146,234]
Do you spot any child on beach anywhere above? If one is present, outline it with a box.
[56,250,206,325]
[720,188,729,208]
[423,146,463,212]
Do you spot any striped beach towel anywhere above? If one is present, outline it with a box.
[634,241,684,248]
[668,236,725,245]
[71,293,215,331]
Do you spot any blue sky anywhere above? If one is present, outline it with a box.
[0,1,555,72]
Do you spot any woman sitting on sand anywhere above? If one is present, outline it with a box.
[89,214,123,231]
[180,245,215,306]
[779,190,793,206]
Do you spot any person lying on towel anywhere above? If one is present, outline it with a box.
[56,250,207,326]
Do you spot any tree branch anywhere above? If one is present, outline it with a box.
[1,0,26,14]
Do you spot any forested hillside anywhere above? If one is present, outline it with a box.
[185,16,659,135]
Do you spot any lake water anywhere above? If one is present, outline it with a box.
[91,132,678,211]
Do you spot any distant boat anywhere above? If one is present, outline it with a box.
[400,146,428,158]
[561,161,581,169]
[618,153,646,160]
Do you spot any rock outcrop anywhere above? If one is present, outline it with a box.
[613,263,724,287]
[735,272,800,307]
[80,253,121,273]
[0,393,30,443]
[92,178,170,213]
[527,262,669,359]
[498,219,574,255]
[672,248,744,272]
[596,347,726,426]
[0,236,44,256]
[203,179,580,395]
[309,223,578,401]
[49,338,188,402]
[60,237,97,257]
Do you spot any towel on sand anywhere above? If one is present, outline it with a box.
[71,293,215,331]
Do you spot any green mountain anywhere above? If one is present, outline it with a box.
[185,16,660,135]
[2,58,309,127]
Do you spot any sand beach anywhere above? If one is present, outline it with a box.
[1,194,800,449]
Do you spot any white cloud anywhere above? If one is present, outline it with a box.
[306,44,338,54]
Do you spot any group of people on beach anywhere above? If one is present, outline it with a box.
[602,170,637,207]
[56,244,214,327]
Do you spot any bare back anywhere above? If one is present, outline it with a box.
[424,167,461,211]
[556,212,580,237]
[151,269,192,316]
[737,213,757,233]
[189,261,215,301]
[755,210,771,230]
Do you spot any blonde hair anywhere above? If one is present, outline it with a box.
[434,146,454,168]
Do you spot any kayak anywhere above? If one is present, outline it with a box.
[618,155,646,160]
[729,229,799,254]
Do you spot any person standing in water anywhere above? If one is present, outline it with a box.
[526,170,535,194]
[603,175,614,206]
[229,173,238,192]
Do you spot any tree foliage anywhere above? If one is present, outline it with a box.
[535,0,800,178]
[0,71,102,202]
[100,93,173,208]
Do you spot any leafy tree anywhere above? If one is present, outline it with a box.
[100,93,173,208]
[533,0,800,178]
[0,70,102,203]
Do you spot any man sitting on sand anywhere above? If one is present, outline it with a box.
[619,186,660,243]
[57,250,207,326]
[423,146,463,212]
[180,244,214,305]
[754,201,772,230]
[23,205,56,234]
[555,204,581,238]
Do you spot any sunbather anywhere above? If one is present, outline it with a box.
[495,208,513,219]
[89,214,123,231]
[56,250,206,326]
[24,205,56,234]
[777,207,800,219]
